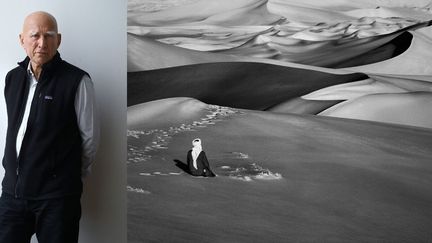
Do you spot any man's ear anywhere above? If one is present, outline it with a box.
[57,33,62,48]
[19,34,24,46]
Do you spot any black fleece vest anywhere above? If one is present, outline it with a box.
[2,52,88,199]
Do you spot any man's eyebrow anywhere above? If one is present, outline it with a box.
[46,31,57,36]
[29,30,58,36]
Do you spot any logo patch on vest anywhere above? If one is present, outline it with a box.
[44,95,53,100]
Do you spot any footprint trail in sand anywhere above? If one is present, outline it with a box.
[127,105,241,163]
[127,105,281,190]
[127,105,242,193]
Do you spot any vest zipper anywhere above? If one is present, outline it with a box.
[13,71,32,199]
[14,102,27,199]
[14,84,43,198]
[15,156,21,198]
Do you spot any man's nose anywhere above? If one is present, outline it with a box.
[37,36,47,48]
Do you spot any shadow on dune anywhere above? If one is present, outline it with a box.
[128,62,368,110]
[173,159,192,175]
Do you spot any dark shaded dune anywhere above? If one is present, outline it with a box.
[128,62,368,109]
[333,31,413,68]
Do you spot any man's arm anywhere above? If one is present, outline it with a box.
[75,75,99,178]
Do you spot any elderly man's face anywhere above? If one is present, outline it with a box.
[20,12,61,68]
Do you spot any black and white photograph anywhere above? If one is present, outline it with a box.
[127,0,432,242]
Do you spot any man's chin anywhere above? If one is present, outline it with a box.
[31,57,52,66]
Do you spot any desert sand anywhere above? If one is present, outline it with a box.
[127,0,432,242]
[127,0,432,128]
[128,98,432,242]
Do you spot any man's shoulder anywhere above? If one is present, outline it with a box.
[6,56,29,78]
[59,60,89,78]
[6,65,25,76]
[5,65,26,85]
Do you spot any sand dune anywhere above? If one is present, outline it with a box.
[127,1,432,241]
[267,0,432,23]
[128,97,208,130]
[343,6,432,21]
[319,91,432,128]
[127,0,432,80]
[267,0,432,11]
[128,18,428,69]
[127,33,357,73]
[128,62,367,109]
[128,57,432,128]
[303,78,410,100]
[348,25,432,76]
[299,74,432,128]
[128,25,277,51]
[128,98,240,163]
[128,0,431,71]
[127,33,245,72]
[127,57,432,128]
[128,0,281,26]
[128,97,432,243]
[215,22,422,68]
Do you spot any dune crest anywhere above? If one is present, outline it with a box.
[319,92,432,128]
[303,78,409,101]
[128,97,207,129]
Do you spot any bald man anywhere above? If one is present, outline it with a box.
[0,11,99,243]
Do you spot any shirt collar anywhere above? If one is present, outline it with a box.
[19,52,62,83]
[26,62,38,84]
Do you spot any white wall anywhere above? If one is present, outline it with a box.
[0,1,126,243]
